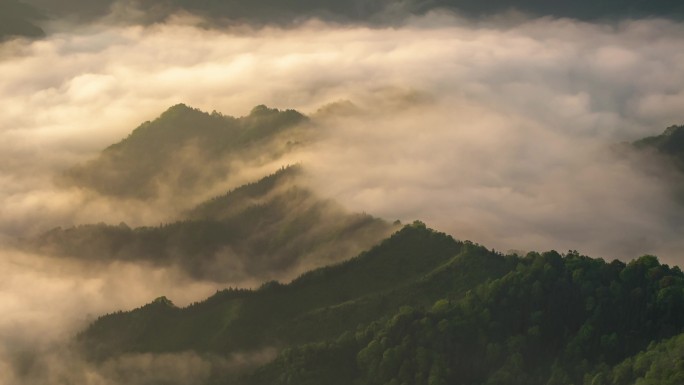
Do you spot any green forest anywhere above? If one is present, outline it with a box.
[79,223,684,385]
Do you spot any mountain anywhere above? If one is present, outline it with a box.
[76,223,684,384]
[634,124,684,172]
[631,124,684,203]
[247,251,684,385]
[0,0,45,40]
[62,104,309,200]
[598,332,684,385]
[78,223,509,358]
[35,165,395,282]
[22,0,684,30]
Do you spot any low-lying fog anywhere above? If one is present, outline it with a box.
[1,11,684,384]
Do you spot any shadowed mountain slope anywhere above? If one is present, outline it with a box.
[634,124,684,172]
[36,166,395,282]
[76,224,684,385]
[63,104,309,200]
[247,251,684,385]
[78,223,508,359]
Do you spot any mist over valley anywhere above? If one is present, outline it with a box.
[2,2,684,384]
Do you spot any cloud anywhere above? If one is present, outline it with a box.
[3,14,684,254]
[305,95,684,262]
[1,11,684,383]
[0,247,228,385]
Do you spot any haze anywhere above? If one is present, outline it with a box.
[1,8,684,384]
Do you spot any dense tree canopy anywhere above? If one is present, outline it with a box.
[63,104,309,199]
[76,224,684,384]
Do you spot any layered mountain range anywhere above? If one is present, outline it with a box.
[29,104,395,283]
[78,223,684,385]
[19,103,684,384]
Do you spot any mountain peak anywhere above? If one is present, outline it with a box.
[149,296,175,308]
[250,104,277,116]
[663,125,684,136]
[63,103,308,199]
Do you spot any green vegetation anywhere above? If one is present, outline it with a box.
[77,224,684,384]
[43,107,684,383]
[78,224,503,358]
[36,166,395,282]
[247,251,684,385]
[634,125,684,171]
[598,332,684,385]
[63,104,309,199]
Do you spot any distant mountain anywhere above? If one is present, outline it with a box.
[634,124,684,172]
[23,0,684,30]
[0,0,45,40]
[63,104,309,200]
[76,223,684,384]
[35,166,396,282]
[433,0,684,20]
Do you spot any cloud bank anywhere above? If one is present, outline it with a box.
[2,14,684,257]
[0,247,227,384]
[1,12,684,384]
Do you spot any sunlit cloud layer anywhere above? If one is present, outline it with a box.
[1,14,684,256]
[1,13,684,383]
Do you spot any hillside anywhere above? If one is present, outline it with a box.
[598,332,684,385]
[634,124,684,171]
[246,250,684,385]
[78,223,509,359]
[62,104,309,199]
[35,166,395,282]
[76,223,684,384]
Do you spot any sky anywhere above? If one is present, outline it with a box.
[1,4,684,384]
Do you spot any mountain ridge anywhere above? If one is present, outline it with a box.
[75,223,684,385]
[62,103,309,200]
[35,165,396,282]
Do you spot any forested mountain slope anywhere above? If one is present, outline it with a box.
[599,332,684,385]
[634,125,684,172]
[76,223,684,385]
[63,104,309,199]
[247,248,684,385]
[35,166,395,282]
[78,224,506,358]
